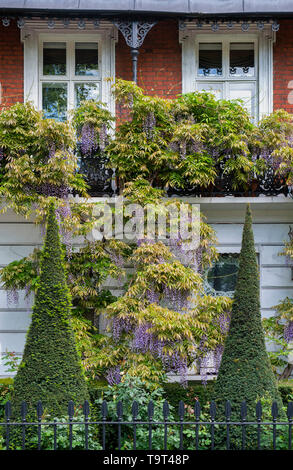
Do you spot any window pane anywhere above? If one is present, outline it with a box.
[42,82,67,121]
[230,43,255,77]
[198,43,222,76]
[75,43,99,76]
[75,83,100,106]
[207,255,239,295]
[229,83,256,116]
[197,82,223,100]
[43,42,66,76]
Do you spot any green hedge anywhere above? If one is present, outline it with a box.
[88,380,215,409]
[87,379,293,413]
[278,381,293,404]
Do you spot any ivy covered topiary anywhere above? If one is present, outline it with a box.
[214,204,282,412]
[12,202,88,417]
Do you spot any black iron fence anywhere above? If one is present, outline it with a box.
[1,399,293,451]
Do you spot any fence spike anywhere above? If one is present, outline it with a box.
[101,400,108,418]
[148,400,154,419]
[36,400,43,419]
[132,400,138,419]
[83,400,90,418]
[117,400,123,419]
[271,401,278,419]
[240,401,247,420]
[21,401,27,420]
[287,402,293,420]
[194,400,201,420]
[210,401,216,420]
[5,401,11,419]
[178,400,185,419]
[256,401,262,419]
[68,400,75,418]
[163,400,169,419]
[225,400,231,419]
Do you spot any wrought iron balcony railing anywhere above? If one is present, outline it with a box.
[81,157,289,198]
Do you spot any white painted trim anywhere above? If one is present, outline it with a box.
[21,20,117,116]
[179,22,275,119]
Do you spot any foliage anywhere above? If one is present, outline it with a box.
[214,204,282,417]
[95,374,180,450]
[278,380,293,404]
[24,409,101,450]
[0,102,92,236]
[263,222,293,380]
[0,173,231,386]
[0,239,129,380]
[72,99,114,156]
[263,298,293,379]
[163,382,215,411]
[255,109,293,185]
[3,85,292,392]
[92,184,232,385]
[12,202,88,420]
[107,80,292,191]
[0,378,14,420]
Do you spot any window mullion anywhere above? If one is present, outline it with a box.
[68,40,74,112]
[223,38,229,80]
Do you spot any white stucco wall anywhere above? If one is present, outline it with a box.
[0,196,292,377]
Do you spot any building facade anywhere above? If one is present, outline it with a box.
[0,2,293,378]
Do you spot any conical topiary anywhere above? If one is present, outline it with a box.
[214,204,282,414]
[12,202,88,418]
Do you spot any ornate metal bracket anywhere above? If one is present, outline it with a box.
[114,20,157,83]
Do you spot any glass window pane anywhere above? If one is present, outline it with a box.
[197,82,223,100]
[43,42,66,76]
[42,82,67,121]
[198,43,222,76]
[75,83,100,106]
[229,83,256,116]
[230,43,255,77]
[207,254,239,295]
[75,43,99,76]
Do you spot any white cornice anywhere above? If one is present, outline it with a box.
[20,18,118,42]
[179,20,276,43]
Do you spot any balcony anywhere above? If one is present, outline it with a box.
[81,156,290,198]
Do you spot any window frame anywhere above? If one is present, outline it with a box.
[38,34,102,117]
[21,21,117,117]
[180,23,275,120]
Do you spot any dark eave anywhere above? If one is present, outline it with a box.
[1,1,293,19]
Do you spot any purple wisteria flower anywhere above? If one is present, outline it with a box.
[81,123,98,155]
[218,312,231,335]
[112,315,133,341]
[143,112,156,140]
[213,344,224,374]
[7,289,19,307]
[99,123,107,152]
[284,321,293,343]
[146,287,160,304]
[132,322,153,352]
[163,286,190,311]
[106,366,121,386]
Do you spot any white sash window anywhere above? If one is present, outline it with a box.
[180,23,275,120]
[21,20,116,119]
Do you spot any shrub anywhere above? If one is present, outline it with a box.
[12,202,88,419]
[24,409,101,450]
[214,204,282,411]
[95,374,180,450]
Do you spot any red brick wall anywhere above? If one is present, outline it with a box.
[273,20,293,112]
[0,21,23,108]
[116,20,181,99]
[2,18,293,115]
